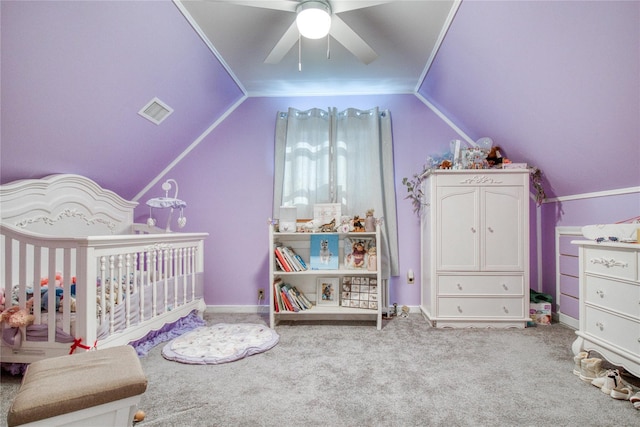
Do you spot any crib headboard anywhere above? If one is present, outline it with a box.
[0,174,138,236]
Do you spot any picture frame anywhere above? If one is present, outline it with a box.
[316,277,339,306]
[343,237,375,269]
[313,203,341,230]
[309,234,339,270]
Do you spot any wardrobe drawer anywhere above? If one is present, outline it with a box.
[584,306,640,355]
[438,275,523,296]
[584,247,638,281]
[437,297,524,318]
[585,275,640,319]
[436,172,525,187]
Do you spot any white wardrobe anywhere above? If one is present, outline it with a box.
[420,170,530,328]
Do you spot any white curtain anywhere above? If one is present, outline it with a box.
[273,107,399,278]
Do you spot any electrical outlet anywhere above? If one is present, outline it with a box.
[258,288,265,301]
[407,269,415,284]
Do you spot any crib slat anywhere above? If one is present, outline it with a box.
[61,247,72,335]
[47,248,57,343]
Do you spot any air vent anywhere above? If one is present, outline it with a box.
[138,97,173,125]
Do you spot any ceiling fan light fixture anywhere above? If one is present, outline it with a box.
[296,0,331,39]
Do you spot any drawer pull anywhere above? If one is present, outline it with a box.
[595,321,605,330]
[596,289,605,298]
[502,283,508,291]
[471,227,476,233]
[502,306,509,313]
[488,227,494,233]
[457,283,463,291]
[590,257,628,269]
[457,306,463,313]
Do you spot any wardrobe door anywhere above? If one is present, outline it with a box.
[481,186,524,271]
[437,186,479,271]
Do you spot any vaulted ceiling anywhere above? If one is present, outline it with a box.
[176,0,458,96]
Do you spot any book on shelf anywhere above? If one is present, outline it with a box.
[274,247,291,272]
[273,278,312,312]
[274,245,308,272]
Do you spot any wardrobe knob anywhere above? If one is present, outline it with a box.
[457,306,463,313]
[502,283,508,290]
[595,321,604,330]
[502,306,509,313]
[470,227,476,233]
[596,289,605,298]
[457,283,463,291]
[488,227,494,233]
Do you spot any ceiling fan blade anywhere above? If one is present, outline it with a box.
[264,20,299,64]
[215,0,297,13]
[329,15,377,64]
[331,1,391,14]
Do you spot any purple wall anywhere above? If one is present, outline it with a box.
[419,0,640,199]
[1,0,244,199]
[133,94,467,307]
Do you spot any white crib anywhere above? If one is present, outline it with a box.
[0,174,208,364]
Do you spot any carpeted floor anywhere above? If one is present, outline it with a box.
[1,312,639,426]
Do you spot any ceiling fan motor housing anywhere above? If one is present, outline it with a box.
[296,0,332,39]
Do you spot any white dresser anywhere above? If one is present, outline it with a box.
[572,240,640,378]
[419,170,530,328]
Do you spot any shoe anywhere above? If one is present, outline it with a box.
[597,369,619,394]
[579,357,606,383]
[573,351,588,376]
[591,370,609,390]
[630,391,640,409]
[609,375,633,400]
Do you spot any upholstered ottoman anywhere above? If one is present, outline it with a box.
[7,345,147,427]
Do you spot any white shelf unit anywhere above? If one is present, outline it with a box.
[269,224,383,329]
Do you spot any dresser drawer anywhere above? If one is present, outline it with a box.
[438,275,523,296]
[585,275,640,320]
[584,247,638,281]
[584,306,640,355]
[437,297,524,318]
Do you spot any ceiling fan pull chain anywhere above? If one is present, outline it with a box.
[327,33,330,60]
[298,33,302,72]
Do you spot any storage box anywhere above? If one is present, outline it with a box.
[279,206,297,232]
[503,163,528,169]
[529,302,552,325]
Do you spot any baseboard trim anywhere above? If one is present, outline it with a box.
[205,305,423,315]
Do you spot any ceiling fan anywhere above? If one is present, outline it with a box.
[219,0,389,65]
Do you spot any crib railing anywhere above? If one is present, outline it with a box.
[1,224,207,361]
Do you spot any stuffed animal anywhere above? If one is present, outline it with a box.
[486,145,503,167]
[41,272,63,287]
[367,246,377,271]
[439,159,452,169]
[58,296,77,313]
[352,216,365,232]
[320,218,336,232]
[364,209,376,232]
[0,306,35,328]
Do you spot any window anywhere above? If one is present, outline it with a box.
[273,107,398,278]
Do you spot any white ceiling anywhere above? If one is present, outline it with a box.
[176,0,459,96]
